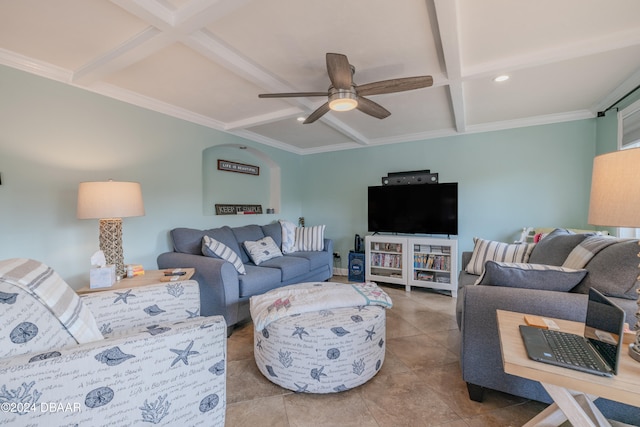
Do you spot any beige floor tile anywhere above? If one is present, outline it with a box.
[283,390,379,427]
[387,333,459,369]
[385,309,423,338]
[227,321,255,362]
[360,371,462,426]
[415,363,527,419]
[226,395,289,427]
[462,401,549,427]
[227,358,291,404]
[423,328,461,355]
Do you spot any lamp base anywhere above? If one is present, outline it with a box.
[99,218,125,279]
[630,343,640,363]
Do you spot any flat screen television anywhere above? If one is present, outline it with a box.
[368,183,458,235]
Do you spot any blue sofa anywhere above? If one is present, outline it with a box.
[157,222,333,334]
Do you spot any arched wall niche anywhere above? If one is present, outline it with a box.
[202,144,281,216]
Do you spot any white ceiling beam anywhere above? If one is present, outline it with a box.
[225,107,303,131]
[91,81,227,130]
[110,0,174,28]
[174,0,253,32]
[433,0,466,133]
[75,0,241,84]
[72,27,168,84]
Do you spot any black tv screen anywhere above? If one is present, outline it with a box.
[368,183,458,235]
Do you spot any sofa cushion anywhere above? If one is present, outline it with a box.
[294,225,326,251]
[202,235,246,274]
[171,226,242,257]
[260,255,311,281]
[232,225,266,263]
[286,248,332,271]
[528,228,592,266]
[262,222,283,248]
[238,265,282,298]
[465,238,535,275]
[572,240,640,299]
[476,261,588,292]
[243,236,283,265]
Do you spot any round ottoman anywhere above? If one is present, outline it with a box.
[254,301,386,393]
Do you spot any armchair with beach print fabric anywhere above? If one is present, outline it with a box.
[0,258,226,427]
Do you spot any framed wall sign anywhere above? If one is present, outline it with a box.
[215,204,263,215]
[217,159,259,175]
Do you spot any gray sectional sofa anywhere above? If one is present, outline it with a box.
[157,222,333,335]
[456,228,640,424]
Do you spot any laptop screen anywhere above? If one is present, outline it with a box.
[583,288,626,374]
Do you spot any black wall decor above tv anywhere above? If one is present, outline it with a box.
[367,183,458,235]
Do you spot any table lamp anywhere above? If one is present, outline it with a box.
[588,147,640,363]
[77,180,145,278]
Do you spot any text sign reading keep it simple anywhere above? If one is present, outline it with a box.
[217,159,259,175]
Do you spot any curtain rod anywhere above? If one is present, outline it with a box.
[599,84,640,116]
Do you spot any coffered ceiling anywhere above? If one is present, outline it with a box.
[2,0,640,154]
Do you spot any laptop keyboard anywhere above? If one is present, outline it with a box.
[542,329,600,370]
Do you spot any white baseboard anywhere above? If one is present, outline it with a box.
[333,267,348,276]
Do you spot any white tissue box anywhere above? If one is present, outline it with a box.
[90,265,116,289]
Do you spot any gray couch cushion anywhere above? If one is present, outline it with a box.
[232,225,266,263]
[286,249,332,271]
[261,222,282,248]
[573,240,640,299]
[171,226,242,257]
[260,255,310,281]
[238,264,282,298]
[528,228,591,266]
[477,261,587,292]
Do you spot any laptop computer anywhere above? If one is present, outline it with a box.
[519,288,626,377]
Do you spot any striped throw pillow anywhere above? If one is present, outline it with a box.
[465,238,535,275]
[0,258,103,344]
[294,225,326,252]
[202,235,246,274]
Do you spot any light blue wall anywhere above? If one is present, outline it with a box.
[0,65,302,287]
[301,121,597,266]
[1,64,603,287]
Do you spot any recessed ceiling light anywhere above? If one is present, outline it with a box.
[494,75,510,83]
[296,116,305,122]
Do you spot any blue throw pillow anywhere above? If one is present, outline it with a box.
[475,261,587,292]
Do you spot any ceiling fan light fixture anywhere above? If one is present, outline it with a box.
[329,88,358,112]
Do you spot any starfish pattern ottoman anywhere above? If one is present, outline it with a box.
[250,281,391,393]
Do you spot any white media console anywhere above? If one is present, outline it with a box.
[365,235,458,297]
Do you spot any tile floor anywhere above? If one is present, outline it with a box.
[225,278,551,426]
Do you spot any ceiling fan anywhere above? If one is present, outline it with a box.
[258,53,433,124]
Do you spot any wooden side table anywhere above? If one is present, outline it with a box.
[77,268,195,295]
[496,309,640,427]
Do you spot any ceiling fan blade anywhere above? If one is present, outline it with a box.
[357,96,391,119]
[326,53,353,90]
[258,92,328,98]
[357,76,433,97]
[303,102,330,124]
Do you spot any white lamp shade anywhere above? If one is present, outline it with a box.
[588,147,640,228]
[77,181,145,219]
